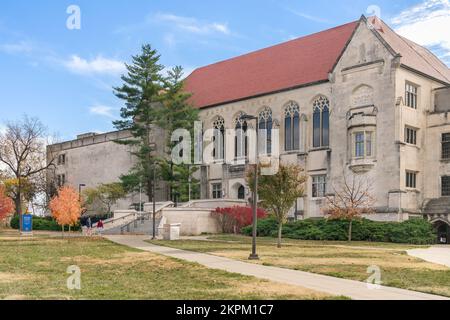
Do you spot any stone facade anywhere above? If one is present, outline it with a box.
[196,18,450,231]
[46,129,168,214]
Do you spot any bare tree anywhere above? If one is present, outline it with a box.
[0,116,56,229]
[247,164,306,248]
[325,172,376,242]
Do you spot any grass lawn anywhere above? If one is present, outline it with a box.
[0,230,339,300]
[149,235,450,298]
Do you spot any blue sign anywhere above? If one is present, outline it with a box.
[22,214,33,232]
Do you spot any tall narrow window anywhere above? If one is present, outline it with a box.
[258,107,273,155]
[313,96,330,148]
[406,171,417,189]
[212,183,223,199]
[213,117,225,161]
[312,175,326,198]
[352,131,374,158]
[355,132,365,157]
[235,113,248,159]
[284,102,300,151]
[405,127,417,145]
[405,83,418,109]
[238,185,245,200]
[442,133,450,160]
[442,176,450,196]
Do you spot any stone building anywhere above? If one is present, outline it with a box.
[46,128,168,214]
[183,16,450,241]
[47,16,450,241]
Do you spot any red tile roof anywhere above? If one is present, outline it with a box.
[185,21,359,108]
[184,16,450,109]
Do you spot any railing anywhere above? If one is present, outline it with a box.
[97,211,139,230]
[120,202,174,235]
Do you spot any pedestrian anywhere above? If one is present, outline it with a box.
[97,219,104,235]
[87,216,92,236]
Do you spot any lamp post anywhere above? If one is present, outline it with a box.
[152,162,157,240]
[240,114,260,260]
[78,184,86,202]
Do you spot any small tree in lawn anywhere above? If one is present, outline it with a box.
[325,172,375,242]
[246,164,306,248]
[49,186,82,236]
[0,185,15,226]
[83,183,126,218]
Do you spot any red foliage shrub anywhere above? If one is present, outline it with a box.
[213,206,268,234]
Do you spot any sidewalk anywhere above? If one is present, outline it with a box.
[407,246,450,268]
[105,235,448,300]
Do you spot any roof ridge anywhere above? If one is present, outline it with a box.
[375,17,450,84]
[400,35,450,75]
[398,35,450,83]
[189,20,359,75]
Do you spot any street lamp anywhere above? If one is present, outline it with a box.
[240,114,260,260]
[152,162,157,240]
[78,184,86,202]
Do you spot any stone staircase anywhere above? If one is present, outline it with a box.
[104,214,163,236]
[101,202,173,236]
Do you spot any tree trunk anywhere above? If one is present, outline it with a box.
[15,189,22,232]
[62,225,64,238]
[277,223,283,248]
[348,220,353,242]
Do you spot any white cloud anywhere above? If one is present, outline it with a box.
[64,55,126,76]
[0,40,34,54]
[152,13,231,35]
[89,105,116,118]
[391,0,450,65]
[285,8,330,24]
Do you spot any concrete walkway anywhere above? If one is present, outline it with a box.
[407,246,450,268]
[105,235,448,300]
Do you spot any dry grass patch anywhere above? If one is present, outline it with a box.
[0,234,338,300]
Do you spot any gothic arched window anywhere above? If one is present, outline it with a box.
[238,185,245,200]
[213,116,225,160]
[258,107,273,155]
[313,96,330,148]
[284,102,300,151]
[235,112,248,159]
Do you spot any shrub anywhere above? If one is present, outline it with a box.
[213,206,267,234]
[10,215,80,231]
[242,217,436,244]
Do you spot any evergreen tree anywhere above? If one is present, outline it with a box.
[158,66,200,202]
[113,44,164,201]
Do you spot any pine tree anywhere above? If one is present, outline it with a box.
[113,44,164,201]
[158,66,200,202]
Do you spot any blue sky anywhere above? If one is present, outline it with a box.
[0,0,449,141]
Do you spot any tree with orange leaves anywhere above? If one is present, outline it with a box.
[0,185,15,223]
[49,186,82,235]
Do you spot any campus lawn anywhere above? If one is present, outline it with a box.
[150,235,450,298]
[0,230,339,300]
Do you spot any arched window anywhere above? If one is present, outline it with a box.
[235,112,248,159]
[258,107,273,155]
[313,96,330,148]
[238,185,245,200]
[284,102,300,151]
[213,116,225,160]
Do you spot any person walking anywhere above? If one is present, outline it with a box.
[97,219,104,235]
[86,217,92,236]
